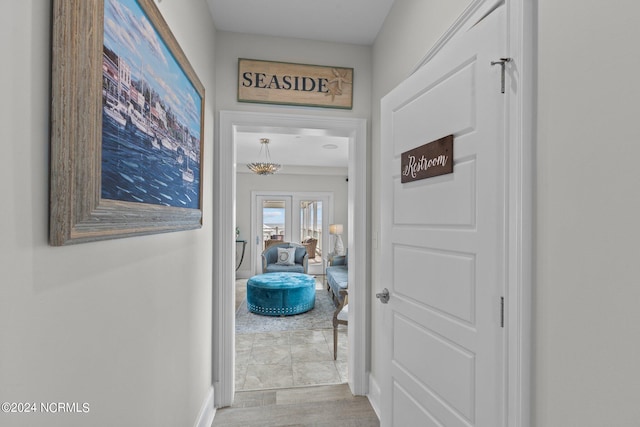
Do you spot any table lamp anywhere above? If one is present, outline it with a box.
[329,224,345,256]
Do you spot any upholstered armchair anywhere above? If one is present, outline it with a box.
[261,242,309,274]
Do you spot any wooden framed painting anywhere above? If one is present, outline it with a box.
[50,0,205,245]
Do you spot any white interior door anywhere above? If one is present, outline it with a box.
[379,5,507,426]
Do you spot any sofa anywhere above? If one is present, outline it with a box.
[326,253,348,304]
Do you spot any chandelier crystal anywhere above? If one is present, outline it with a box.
[247,138,281,175]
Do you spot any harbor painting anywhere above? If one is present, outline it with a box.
[49,0,205,245]
[102,0,202,209]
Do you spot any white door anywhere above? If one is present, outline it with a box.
[255,195,292,274]
[253,192,333,275]
[293,194,332,275]
[379,5,507,427]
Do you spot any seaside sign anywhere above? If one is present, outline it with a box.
[401,135,454,183]
[238,58,353,109]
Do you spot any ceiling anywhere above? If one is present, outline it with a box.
[236,130,349,169]
[206,0,395,170]
[206,0,395,45]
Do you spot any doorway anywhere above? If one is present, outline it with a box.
[214,111,368,407]
[252,192,333,276]
[238,192,341,391]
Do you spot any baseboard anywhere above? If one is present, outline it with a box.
[194,386,215,427]
[367,373,382,420]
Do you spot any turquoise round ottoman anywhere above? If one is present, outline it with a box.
[247,273,315,316]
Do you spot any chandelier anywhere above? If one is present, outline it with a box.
[247,138,281,175]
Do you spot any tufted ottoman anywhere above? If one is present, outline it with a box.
[246,273,316,316]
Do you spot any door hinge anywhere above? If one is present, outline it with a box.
[500,296,505,328]
[490,57,512,94]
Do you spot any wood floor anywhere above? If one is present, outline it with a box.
[211,384,380,427]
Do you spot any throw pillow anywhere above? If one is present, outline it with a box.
[276,247,296,266]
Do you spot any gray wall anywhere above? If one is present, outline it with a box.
[371,0,640,425]
[0,1,216,426]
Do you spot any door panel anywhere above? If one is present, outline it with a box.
[394,315,475,420]
[379,5,506,426]
[394,245,475,324]
[393,382,444,427]
[393,158,476,227]
[392,61,476,156]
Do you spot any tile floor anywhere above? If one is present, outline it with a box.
[235,276,348,391]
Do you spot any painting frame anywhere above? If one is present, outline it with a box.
[50,0,205,246]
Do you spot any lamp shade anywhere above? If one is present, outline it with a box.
[329,224,343,235]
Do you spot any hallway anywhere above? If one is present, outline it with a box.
[211,384,379,426]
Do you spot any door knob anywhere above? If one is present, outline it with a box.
[376,288,390,304]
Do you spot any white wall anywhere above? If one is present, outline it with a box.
[535,1,640,425]
[0,1,216,427]
[235,170,349,278]
[371,0,640,426]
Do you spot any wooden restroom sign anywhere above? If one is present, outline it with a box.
[401,135,453,183]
